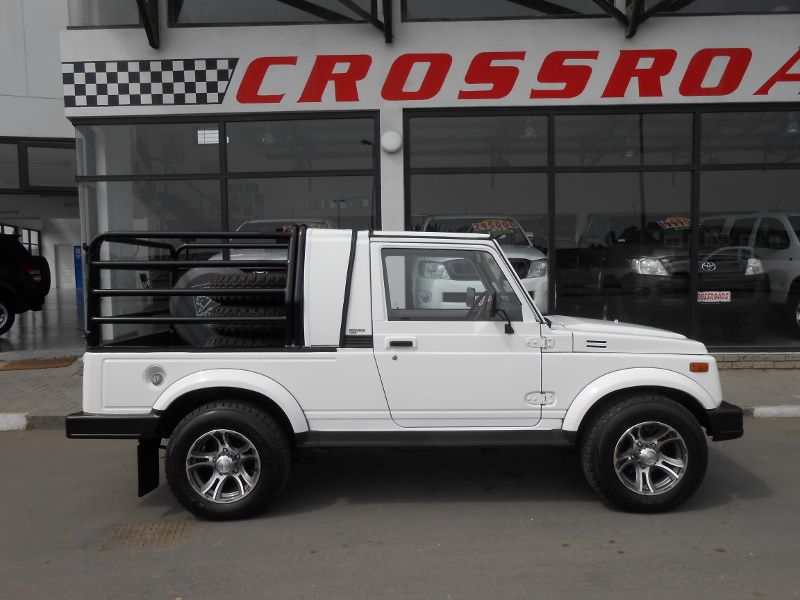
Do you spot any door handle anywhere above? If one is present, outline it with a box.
[387,338,416,349]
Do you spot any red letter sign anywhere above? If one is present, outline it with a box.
[531,50,599,99]
[680,48,752,97]
[602,49,677,98]
[298,55,372,103]
[237,56,297,104]
[382,53,453,101]
[754,49,800,95]
[459,51,526,100]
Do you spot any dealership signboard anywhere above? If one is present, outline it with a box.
[61,17,800,115]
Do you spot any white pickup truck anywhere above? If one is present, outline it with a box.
[66,226,743,520]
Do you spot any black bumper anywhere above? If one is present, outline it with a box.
[706,401,744,442]
[65,412,161,439]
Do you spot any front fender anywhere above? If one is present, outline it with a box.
[154,369,309,434]
[562,368,719,432]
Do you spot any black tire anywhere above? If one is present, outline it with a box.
[580,394,707,513]
[165,400,291,520]
[210,272,287,306]
[0,298,15,336]
[206,334,284,349]
[209,304,286,337]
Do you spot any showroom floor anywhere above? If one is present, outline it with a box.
[0,288,85,359]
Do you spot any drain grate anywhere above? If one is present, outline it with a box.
[100,519,193,551]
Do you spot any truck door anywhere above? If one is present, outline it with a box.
[371,242,544,428]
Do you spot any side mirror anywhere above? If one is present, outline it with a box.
[465,287,476,308]
[488,292,498,318]
[489,292,515,335]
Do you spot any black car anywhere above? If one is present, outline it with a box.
[555,216,770,341]
[0,234,51,335]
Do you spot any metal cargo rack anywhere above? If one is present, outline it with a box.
[85,226,307,348]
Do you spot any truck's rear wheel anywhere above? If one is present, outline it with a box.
[580,395,707,513]
[165,401,290,520]
[0,299,15,335]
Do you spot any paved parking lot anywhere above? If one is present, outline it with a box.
[1,418,798,600]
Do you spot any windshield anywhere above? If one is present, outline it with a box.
[426,217,530,247]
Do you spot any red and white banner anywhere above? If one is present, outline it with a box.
[61,16,800,115]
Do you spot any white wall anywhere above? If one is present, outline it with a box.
[0,0,73,138]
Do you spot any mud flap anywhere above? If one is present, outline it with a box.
[137,440,160,497]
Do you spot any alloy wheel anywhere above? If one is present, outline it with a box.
[185,429,261,504]
[613,421,688,496]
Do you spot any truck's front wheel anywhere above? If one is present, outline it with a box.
[580,395,707,513]
[165,401,290,520]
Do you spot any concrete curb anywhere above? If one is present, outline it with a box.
[0,413,28,431]
[752,406,800,418]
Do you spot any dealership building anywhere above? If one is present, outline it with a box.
[10,0,800,352]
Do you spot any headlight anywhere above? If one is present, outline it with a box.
[745,257,764,276]
[527,259,547,278]
[629,257,668,277]
[418,261,450,279]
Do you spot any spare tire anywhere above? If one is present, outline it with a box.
[170,268,244,347]
[206,334,285,349]
[208,304,286,338]
[209,272,288,306]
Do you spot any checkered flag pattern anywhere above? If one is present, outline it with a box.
[63,58,239,108]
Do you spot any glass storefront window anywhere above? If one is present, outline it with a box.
[404,0,605,20]
[554,172,692,333]
[409,172,548,243]
[68,0,140,27]
[81,180,222,240]
[227,176,377,231]
[0,143,19,189]
[409,116,547,169]
[27,146,77,188]
[172,0,371,25]
[77,123,221,177]
[226,119,374,173]
[700,170,800,346]
[555,113,693,167]
[408,108,800,348]
[701,112,800,165]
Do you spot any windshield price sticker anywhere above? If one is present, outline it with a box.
[698,291,731,303]
[472,219,517,236]
[658,217,691,231]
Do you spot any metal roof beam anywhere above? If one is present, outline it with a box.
[382,0,393,43]
[504,0,581,15]
[334,0,392,42]
[135,0,160,49]
[626,0,645,37]
[589,0,629,27]
[274,0,357,22]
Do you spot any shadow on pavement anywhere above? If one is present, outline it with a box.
[139,444,771,518]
